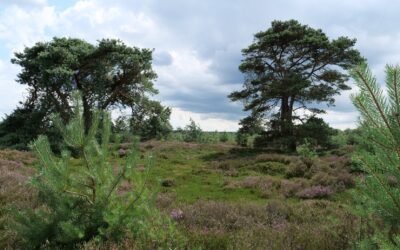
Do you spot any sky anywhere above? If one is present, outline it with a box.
[0,0,398,131]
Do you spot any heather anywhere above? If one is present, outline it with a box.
[1,136,364,249]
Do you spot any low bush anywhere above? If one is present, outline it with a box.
[183,119,203,143]
[280,179,307,198]
[285,161,308,178]
[0,151,36,248]
[296,186,333,199]
[235,132,249,147]
[297,140,318,167]
[251,161,286,175]
[219,132,229,143]
[177,200,358,249]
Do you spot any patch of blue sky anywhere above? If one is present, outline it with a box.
[47,0,77,11]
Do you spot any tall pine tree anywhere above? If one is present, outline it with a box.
[230,20,363,151]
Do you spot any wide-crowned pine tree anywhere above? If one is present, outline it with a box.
[11,92,181,249]
[230,20,363,151]
[351,64,400,247]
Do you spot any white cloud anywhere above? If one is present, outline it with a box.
[0,59,27,117]
[154,49,216,96]
[320,111,359,130]
[0,5,56,54]
[170,107,239,132]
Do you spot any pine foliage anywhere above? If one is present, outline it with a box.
[11,92,181,249]
[351,63,400,247]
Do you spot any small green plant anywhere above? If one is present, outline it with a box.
[219,131,229,143]
[351,63,400,247]
[183,118,203,143]
[296,140,317,166]
[236,132,249,147]
[11,92,182,249]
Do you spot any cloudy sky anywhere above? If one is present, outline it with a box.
[0,0,397,131]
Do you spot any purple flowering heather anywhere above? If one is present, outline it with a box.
[170,209,184,220]
[296,186,332,199]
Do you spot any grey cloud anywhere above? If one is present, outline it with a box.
[209,46,243,84]
[157,86,244,120]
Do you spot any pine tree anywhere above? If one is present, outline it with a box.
[11,92,181,249]
[351,63,400,247]
[229,20,363,151]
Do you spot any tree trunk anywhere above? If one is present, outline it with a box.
[280,96,292,132]
[288,95,296,151]
[280,96,296,151]
[82,95,92,134]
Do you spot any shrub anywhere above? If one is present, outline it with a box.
[296,116,336,149]
[297,140,318,166]
[280,179,306,198]
[251,161,286,175]
[285,161,308,178]
[183,118,203,143]
[311,172,337,187]
[0,152,36,248]
[236,132,249,147]
[10,93,183,249]
[295,186,332,199]
[336,171,355,188]
[325,155,351,169]
[179,200,358,250]
[255,154,292,164]
[224,176,281,198]
[219,132,229,143]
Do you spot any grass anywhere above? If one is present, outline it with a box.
[137,141,360,249]
[0,141,362,249]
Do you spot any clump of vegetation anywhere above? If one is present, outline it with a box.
[351,63,400,247]
[9,93,183,249]
[297,117,337,149]
[0,107,55,151]
[183,118,203,143]
[297,140,318,167]
[175,199,358,249]
[219,131,229,142]
[0,150,36,248]
[295,186,333,199]
[235,132,249,146]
